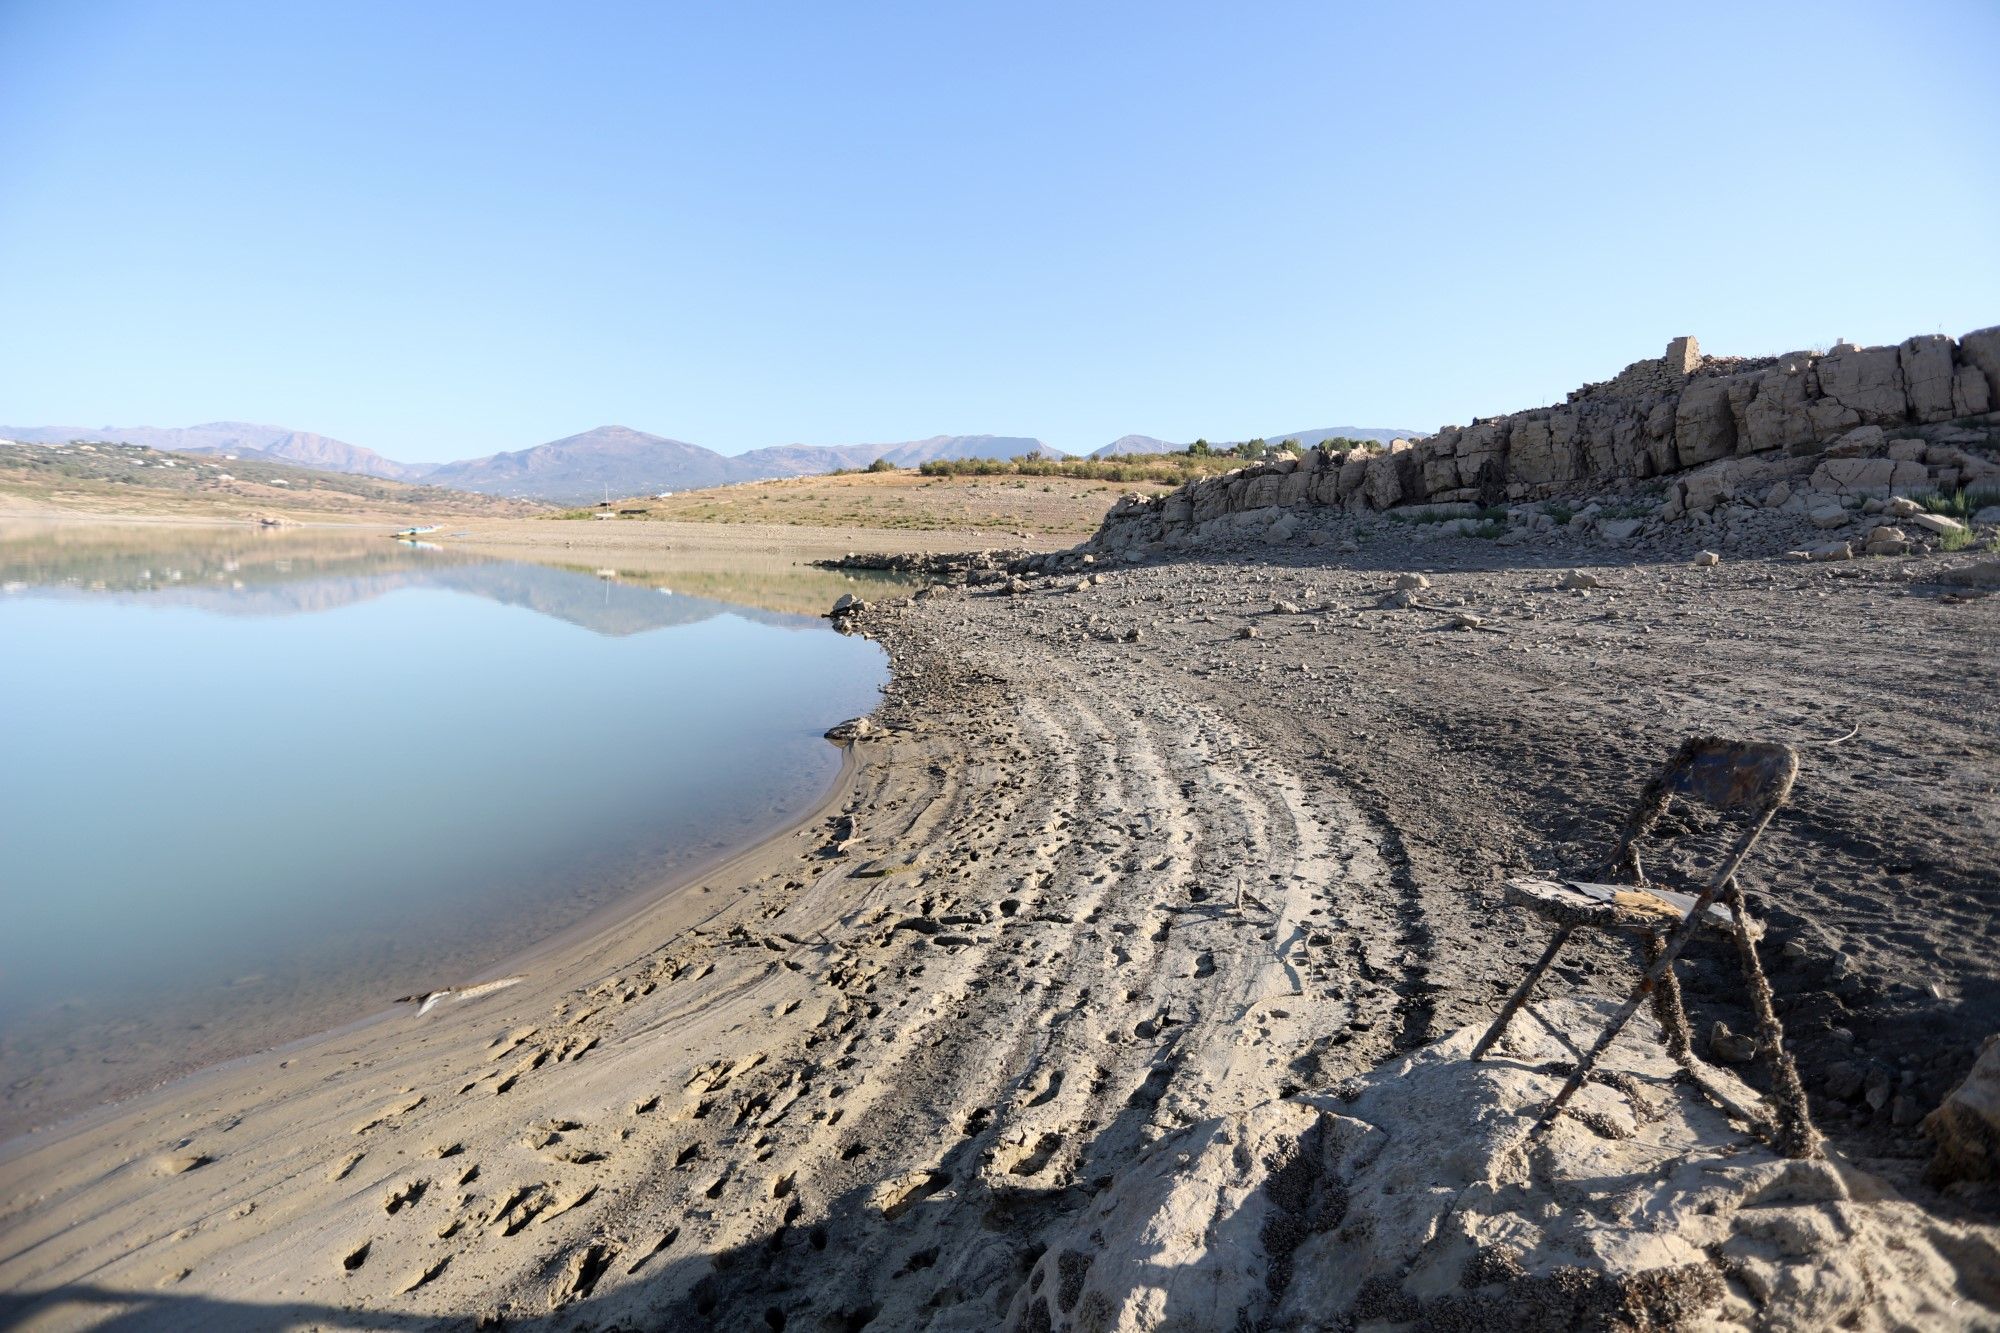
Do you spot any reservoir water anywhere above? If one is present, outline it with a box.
[0,522,898,1137]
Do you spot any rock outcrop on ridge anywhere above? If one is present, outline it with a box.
[1090,328,2000,557]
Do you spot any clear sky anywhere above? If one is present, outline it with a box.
[2,1,1996,462]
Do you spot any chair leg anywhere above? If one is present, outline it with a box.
[1471,924,1573,1061]
[1722,879,1821,1160]
[1644,928,1694,1064]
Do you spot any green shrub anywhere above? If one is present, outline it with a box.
[1916,487,2000,519]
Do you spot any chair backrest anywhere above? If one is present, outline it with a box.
[1610,737,1798,879]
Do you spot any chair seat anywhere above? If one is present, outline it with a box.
[1505,877,1756,939]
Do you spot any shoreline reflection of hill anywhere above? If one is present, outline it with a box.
[0,523,914,634]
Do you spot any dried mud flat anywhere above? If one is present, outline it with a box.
[2,534,1997,1331]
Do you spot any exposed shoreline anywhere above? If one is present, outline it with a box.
[2,526,1996,1330]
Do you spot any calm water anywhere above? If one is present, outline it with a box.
[0,523,897,1135]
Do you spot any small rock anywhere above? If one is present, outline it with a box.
[1865,1063,1894,1113]
[1447,613,1486,631]
[1272,600,1303,615]
[1122,628,1143,643]
[824,716,882,743]
[1863,525,1909,556]
[1808,542,1853,562]
[1691,550,1720,568]
[1824,1061,1864,1102]
[1923,1033,2000,1184]
[1236,625,1260,640]
[1809,506,1850,530]
[1557,569,1599,591]
[1005,577,1030,595]
[1393,573,1430,591]
[1709,1021,1758,1065]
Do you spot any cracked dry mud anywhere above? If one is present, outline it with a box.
[0,541,1995,1330]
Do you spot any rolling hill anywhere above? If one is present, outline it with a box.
[0,422,434,481]
[5,420,1416,502]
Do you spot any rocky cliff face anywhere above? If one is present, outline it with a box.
[1090,328,2000,553]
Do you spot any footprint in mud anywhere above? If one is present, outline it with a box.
[399,1254,451,1294]
[1006,1132,1063,1177]
[539,1183,597,1224]
[1127,1064,1173,1111]
[382,1179,430,1216]
[1193,951,1216,979]
[627,1227,680,1276]
[549,1242,616,1307]
[328,1152,365,1183]
[1025,1070,1064,1108]
[340,1240,371,1273]
[488,1183,554,1236]
[155,1153,213,1176]
[352,1095,424,1135]
[873,1169,949,1221]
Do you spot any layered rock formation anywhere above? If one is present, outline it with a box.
[1092,327,2000,552]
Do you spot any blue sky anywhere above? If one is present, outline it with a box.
[2,1,1996,462]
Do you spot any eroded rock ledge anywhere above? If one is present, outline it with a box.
[1091,328,2000,555]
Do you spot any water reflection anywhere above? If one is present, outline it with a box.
[0,522,903,1137]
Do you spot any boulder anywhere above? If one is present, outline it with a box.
[1817,344,1908,424]
[1673,378,1738,466]
[1824,425,1887,458]
[1923,1034,2000,1185]
[1955,326,2000,406]
[1908,512,1966,538]
[1936,559,2000,589]
[1899,335,1958,422]
[1692,550,1721,567]
[1809,542,1853,562]
[1808,457,1928,498]
[1863,526,1909,556]
[1599,517,1643,541]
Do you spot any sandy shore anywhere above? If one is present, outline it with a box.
[2,529,1997,1329]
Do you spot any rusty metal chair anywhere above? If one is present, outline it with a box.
[1472,737,1821,1159]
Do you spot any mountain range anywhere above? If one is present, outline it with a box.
[2,420,1415,503]
[1089,426,1414,458]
